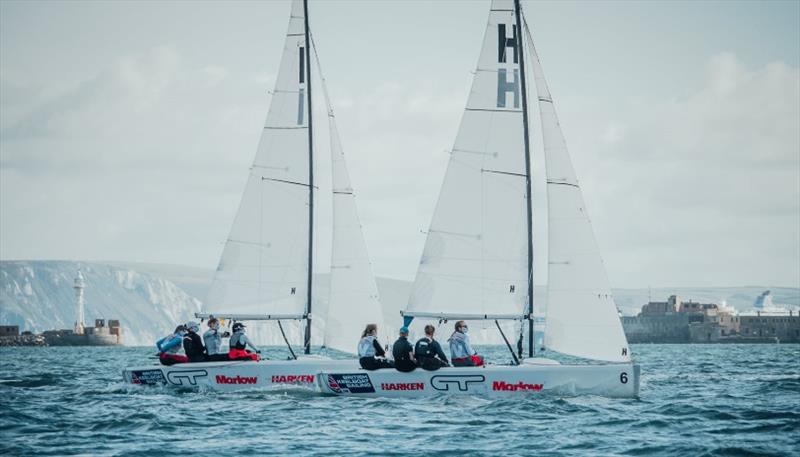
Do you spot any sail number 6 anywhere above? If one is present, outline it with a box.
[620,372,628,384]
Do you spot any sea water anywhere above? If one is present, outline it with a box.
[1,344,798,456]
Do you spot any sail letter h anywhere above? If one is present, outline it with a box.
[497,69,520,108]
[498,24,518,63]
[496,23,520,108]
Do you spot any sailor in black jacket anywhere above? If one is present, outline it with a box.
[182,321,206,362]
[392,327,417,372]
[414,324,450,370]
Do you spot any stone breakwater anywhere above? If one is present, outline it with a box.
[0,335,45,347]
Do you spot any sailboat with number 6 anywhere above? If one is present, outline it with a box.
[317,0,640,398]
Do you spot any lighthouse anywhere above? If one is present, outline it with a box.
[74,269,86,335]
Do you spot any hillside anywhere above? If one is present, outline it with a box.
[1,260,797,346]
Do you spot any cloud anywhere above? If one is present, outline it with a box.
[0,45,271,266]
[1,43,797,290]
[579,53,799,287]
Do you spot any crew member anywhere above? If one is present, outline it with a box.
[448,320,484,367]
[203,317,230,361]
[392,326,417,372]
[183,321,206,362]
[155,325,188,365]
[228,322,260,361]
[414,324,449,370]
[357,324,394,370]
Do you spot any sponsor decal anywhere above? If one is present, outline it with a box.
[430,374,485,392]
[166,369,208,386]
[130,370,166,386]
[271,375,315,384]
[327,375,343,394]
[380,382,425,391]
[492,381,543,392]
[216,375,258,385]
[326,373,375,394]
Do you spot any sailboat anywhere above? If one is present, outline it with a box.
[122,0,386,391]
[317,0,640,398]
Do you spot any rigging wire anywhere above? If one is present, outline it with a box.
[277,320,298,360]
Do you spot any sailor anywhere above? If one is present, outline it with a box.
[414,324,449,370]
[182,321,207,362]
[448,320,484,367]
[228,322,261,361]
[203,317,231,362]
[155,325,188,366]
[392,326,417,372]
[357,324,394,370]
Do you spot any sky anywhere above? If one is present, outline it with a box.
[1,0,798,289]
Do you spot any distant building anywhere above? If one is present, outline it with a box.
[0,325,45,347]
[0,326,20,337]
[2,269,124,347]
[622,295,799,344]
[43,315,123,346]
[640,295,679,315]
[739,314,800,341]
[74,269,86,335]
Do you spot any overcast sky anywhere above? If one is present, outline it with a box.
[1,0,798,289]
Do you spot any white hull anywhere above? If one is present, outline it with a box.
[122,356,357,392]
[318,359,640,398]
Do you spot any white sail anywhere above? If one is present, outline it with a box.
[205,0,310,317]
[525,23,631,362]
[324,122,385,353]
[312,43,385,354]
[407,0,528,320]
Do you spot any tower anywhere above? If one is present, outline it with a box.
[74,269,85,334]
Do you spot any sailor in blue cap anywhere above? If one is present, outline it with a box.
[392,326,417,372]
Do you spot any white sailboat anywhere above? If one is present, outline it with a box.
[318,0,640,398]
[122,0,385,391]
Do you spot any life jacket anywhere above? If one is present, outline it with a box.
[358,336,377,358]
[415,337,434,358]
[230,332,247,350]
[448,331,472,359]
[203,328,221,355]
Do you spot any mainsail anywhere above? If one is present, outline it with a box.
[524,22,631,362]
[204,0,382,354]
[206,0,310,319]
[406,0,530,321]
[406,0,630,363]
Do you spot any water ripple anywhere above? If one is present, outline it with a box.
[1,345,799,456]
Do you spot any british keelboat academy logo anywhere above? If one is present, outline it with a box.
[326,375,344,394]
[325,374,376,394]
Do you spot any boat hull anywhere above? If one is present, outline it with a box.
[122,356,358,392]
[317,361,640,398]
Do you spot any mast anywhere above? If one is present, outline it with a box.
[303,0,314,355]
[513,0,534,358]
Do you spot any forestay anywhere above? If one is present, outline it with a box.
[205,0,310,318]
[407,0,530,321]
[524,23,631,363]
